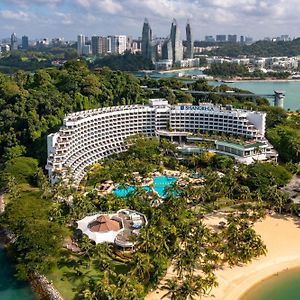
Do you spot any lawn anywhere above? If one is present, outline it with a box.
[3,183,41,204]
[47,253,130,300]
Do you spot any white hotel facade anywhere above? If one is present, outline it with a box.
[46,99,270,184]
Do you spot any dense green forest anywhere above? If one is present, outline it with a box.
[0,62,146,165]
[90,53,154,71]
[204,62,290,79]
[0,50,153,73]
[207,38,300,57]
[0,48,77,73]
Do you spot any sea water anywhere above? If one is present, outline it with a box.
[211,80,300,111]
[137,70,300,111]
[0,244,35,300]
[241,267,300,300]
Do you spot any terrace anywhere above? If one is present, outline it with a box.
[77,209,147,251]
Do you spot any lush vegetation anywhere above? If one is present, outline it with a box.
[267,114,300,162]
[207,39,300,57]
[0,47,77,73]
[204,62,290,79]
[2,137,281,299]
[90,53,154,71]
[0,61,146,166]
[0,65,299,299]
[0,132,297,299]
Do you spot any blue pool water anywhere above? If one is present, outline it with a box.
[113,176,177,198]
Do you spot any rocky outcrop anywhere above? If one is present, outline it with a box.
[29,272,64,300]
[0,193,5,214]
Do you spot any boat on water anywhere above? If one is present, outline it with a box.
[222,80,235,83]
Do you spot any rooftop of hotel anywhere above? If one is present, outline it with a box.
[216,140,267,150]
[62,99,266,124]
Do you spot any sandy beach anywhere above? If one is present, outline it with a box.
[146,214,300,300]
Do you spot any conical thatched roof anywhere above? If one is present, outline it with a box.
[89,215,121,233]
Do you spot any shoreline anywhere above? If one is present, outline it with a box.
[0,196,63,300]
[215,78,300,83]
[138,69,300,83]
[206,215,300,300]
[154,67,203,74]
[146,215,300,300]
[218,258,300,300]
[239,264,300,300]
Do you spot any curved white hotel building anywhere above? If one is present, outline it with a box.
[46,99,268,184]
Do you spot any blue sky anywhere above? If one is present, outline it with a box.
[0,0,299,40]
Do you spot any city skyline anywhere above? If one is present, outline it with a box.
[0,0,299,40]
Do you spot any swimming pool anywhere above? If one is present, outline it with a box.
[112,176,177,198]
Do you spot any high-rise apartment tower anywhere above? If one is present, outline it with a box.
[185,20,193,59]
[141,18,153,60]
[170,19,183,63]
[11,33,18,51]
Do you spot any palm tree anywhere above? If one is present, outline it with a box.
[115,273,144,300]
[136,225,157,253]
[266,185,289,214]
[176,275,200,300]
[36,168,51,199]
[161,278,179,300]
[82,288,96,300]
[129,252,154,282]
[238,185,251,202]
[49,202,63,222]
[93,242,113,272]
[5,175,20,201]
[79,235,94,258]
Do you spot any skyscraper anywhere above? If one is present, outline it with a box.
[161,38,173,61]
[77,34,85,56]
[109,35,127,54]
[91,36,108,55]
[185,20,193,59]
[170,19,183,63]
[141,18,152,60]
[91,36,100,55]
[216,35,226,42]
[10,33,18,51]
[22,35,29,50]
[228,34,237,43]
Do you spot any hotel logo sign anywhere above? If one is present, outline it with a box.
[180,105,214,112]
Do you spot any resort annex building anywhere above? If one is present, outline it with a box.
[46,99,276,184]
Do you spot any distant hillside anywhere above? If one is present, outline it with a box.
[206,38,300,57]
[90,53,154,71]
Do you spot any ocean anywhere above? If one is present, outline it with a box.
[241,267,300,300]
[0,244,35,300]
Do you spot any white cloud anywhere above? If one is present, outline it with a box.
[1,0,300,39]
[3,0,62,5]
[55,12,73,25]
[0,10,30,21]
[76,0,123,13]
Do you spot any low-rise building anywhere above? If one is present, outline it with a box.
[77,209,147,251]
